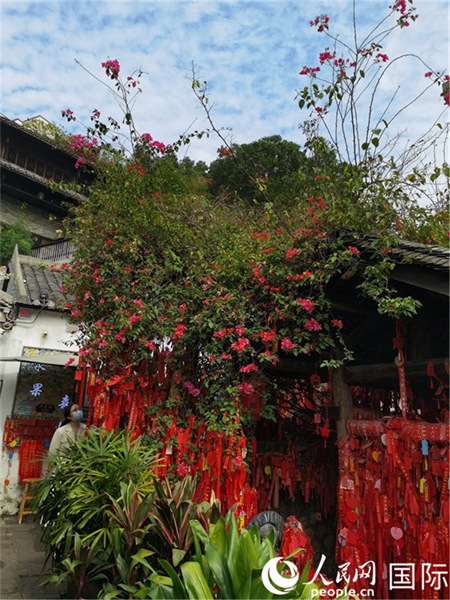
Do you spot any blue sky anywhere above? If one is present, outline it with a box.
[1,0,449,164]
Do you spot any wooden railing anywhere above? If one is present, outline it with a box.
[30,240,75,262]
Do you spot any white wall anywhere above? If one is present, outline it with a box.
[0,309,79,514]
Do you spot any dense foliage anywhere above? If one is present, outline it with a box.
[58,0,448,436]
[0,214,35,262]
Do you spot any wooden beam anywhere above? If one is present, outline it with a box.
[390,264,449,297]
[330,300,373,315]
[343,358,448,386]
[268,357,449,387]
[333,359,354,440]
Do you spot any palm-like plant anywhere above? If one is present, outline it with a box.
[34,430,158,596]
[148,475,221,568]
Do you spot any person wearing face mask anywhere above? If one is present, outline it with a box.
[48,403,86,456]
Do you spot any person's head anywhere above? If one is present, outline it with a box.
[63,403,83,424]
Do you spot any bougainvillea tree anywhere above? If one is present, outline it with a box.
[58,0,448,450]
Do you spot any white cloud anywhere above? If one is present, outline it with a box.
[1,0,448,166]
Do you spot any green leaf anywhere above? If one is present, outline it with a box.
[172,548,186,567]
[180,561,213,600]
[232,529,259,599]
[159,559,188,599]
[209,516,226,553]
[205,543,235,599]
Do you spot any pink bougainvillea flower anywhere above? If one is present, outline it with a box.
[213,328,227,339]
[133,299,144,308]
[348,246,359,254]
[238,382,254,395]
[221,353,233,360]
[305,318,322,331]
[299,66,321,76]
[101,59,120,79]
[281,337,295,351]
[236,324,245,336]
[231,337,250,353]
[296,298,314,313]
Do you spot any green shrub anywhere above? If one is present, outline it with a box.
[34,429,158,596]
[0,214,35,261]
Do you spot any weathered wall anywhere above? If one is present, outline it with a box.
[0,310,78,514]
[1,193,63,241]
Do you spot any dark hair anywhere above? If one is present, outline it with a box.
[61,403,78,426]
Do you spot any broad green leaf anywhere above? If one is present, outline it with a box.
[159,559,188,599]
[181,561,213,600]
[172,548,186,567]
[209,516,226,553]
[232,529,259,599]
[205,542,235,599]
[189,519,210,545]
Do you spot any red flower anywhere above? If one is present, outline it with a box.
[129,315,142,326]
[236,324,245,336]
[348,246,359,255]
[240,363,258,373]
[231,337,250,354]
[173,324,187,339]
[213,329,227,339]
[177,463,188,477]
[331,319,343,328]
[305,318,322,331]
[286,248,299,259]
[261,329,276,342]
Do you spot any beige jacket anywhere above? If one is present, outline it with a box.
[48,422,86,456]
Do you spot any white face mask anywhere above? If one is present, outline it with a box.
[71,410,84,422]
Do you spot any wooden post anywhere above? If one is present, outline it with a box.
[332,364,354,440]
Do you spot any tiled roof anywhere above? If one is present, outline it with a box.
[358,235,449,271]
[8,247,69,311]
[393,239,449,270]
